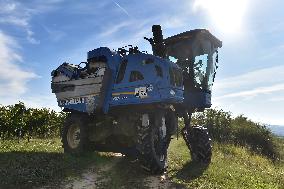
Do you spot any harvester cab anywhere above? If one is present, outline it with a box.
[51,25,222,174]
[146,25,222,111]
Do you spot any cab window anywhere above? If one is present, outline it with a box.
[155,65,163,77]
[116,60,128,83]
[129,71,144,82]
[169,67,183,87]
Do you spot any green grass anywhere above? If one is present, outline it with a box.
[0,139,112,188]
[168,139,284,189]
[0,138,283,189]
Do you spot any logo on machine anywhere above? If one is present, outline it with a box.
[147,84,153,92]
[111,85,153,100]
[135,87,148,98]
[59,97,85,106]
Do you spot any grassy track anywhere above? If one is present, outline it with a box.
[0,139,111,188]
[168,139,284,188]
[0,138,283,189]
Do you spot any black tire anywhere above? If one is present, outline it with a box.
[137,111,173,174]
[182,126,212,164]
[61,112,92,154]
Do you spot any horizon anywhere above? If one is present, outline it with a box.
[0,0,283,125]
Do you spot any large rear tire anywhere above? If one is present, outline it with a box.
[62,112,91,154]
[182,126,212,164]
[137,111,175,174]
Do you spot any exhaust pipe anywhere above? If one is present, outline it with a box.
[151,25,166,58]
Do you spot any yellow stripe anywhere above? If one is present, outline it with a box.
[112,92,135,96]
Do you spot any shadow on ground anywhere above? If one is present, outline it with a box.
[175,161,208,181]
[0,151,208,189]
[0,151,103,189]
[101,156,184,189]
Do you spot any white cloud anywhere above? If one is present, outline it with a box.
[99,21,133,38]
[0,93,61,111]
[0,1,38,44]
[269,97,284,102]
[216,83,284,99]
[213,65,284,101]
[0,31,38,97]
[42,25,66,42]
[214,65,284,92]
[26,29,40,44]
[0,16,28,27]
[0,0,64,45]
[162,17,187,29]
[260,44,284,60]
[212,65,284,125]
[20,94,61,111]
[0,2,17,13]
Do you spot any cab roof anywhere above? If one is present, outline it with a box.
[164,29,222,61]
[164,29,222,48]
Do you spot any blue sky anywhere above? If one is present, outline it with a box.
[0,0,283,125]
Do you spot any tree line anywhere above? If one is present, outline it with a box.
[0,102,66,140]
[191,109,279,160]
[0,102,279,160]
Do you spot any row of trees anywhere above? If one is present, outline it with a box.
[191,109,278,160]
[0,102,66,140]
[0,102,279,160]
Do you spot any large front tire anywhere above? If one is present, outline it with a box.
[182,126,212,164]
[62,113,91,154]
[137,112,173,174]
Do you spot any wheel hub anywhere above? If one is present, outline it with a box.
[67,124,81,149]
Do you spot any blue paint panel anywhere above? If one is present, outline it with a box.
[59,101,87,112]
[114,54,168,88]
[110,53,184,107]
[110,83,162,106]
[158,88,184,103]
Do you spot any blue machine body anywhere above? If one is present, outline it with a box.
[55,47,211,113]
[52,27,222,114]
[110,53,184,107]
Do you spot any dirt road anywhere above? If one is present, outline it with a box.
[61,153,178,189]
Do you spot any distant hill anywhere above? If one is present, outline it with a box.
[267,125,284,136]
